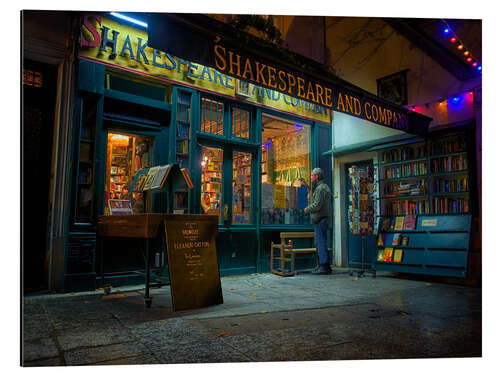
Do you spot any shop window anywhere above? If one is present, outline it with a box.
[176,92,191,168]
[261,114,311,225]
[201,146,223,222]
[201,97,223,136]
[105,72,171,103]
[104,132,155,215]
[76,97,97,223]
[232,107,250,140]
[23,69,43,88]
[232,151,252,223]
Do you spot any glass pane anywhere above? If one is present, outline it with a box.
[76,97,97,222]
[233,151,252,223]
[201,97,223,136]
[232,107,250,139]
[176,92,191,168]
[201,146,223,222]
[261,113,311,225]
[104,132,154,215]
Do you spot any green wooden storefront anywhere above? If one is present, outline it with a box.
[62,59,332,292]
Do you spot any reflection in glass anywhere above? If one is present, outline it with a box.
[261,113,311,225]
[233,151,252,223]
[104,132,154,215]
[201,146,223,221]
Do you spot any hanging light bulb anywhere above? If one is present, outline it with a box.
[477,65,482,71]
[457,44,464,50]
[450,36,457,43]
[466,57,473,63]
[110,134,130,147]
[444,27,450,34]
[463,50,470,57]
[472,61,478,67]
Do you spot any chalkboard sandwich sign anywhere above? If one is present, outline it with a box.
[163,214,223,311]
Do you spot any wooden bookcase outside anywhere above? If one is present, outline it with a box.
[374,129,474,278]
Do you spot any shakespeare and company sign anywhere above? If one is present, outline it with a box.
[79,14,332,125]
[145,14,431,134]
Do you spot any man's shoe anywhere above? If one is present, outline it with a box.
[312,264,332,275]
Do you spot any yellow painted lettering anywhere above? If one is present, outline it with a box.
[371,104,379,122]
[353,97,362,116]
[228,51,241,76]
[214,45,227,72]
[255,62,267,85]
[324,87,333,107]
[287,73,296,95]
[365,102,372,120]
[337,92,345,111]
[267,66,277,89]
[344,95,354,114]
[297,77,306,98]
[242,58,254,81]
[315,84,325,105]
[306,81,316,102]
[278,70,286,91]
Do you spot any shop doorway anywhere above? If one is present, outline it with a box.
[199,143,256,226]
[345,161,377,271]
[22,60,57,293]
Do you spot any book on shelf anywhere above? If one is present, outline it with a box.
[377,233,385,246]
[142,166,160,191]
[403,215,417,230]
[381,218,392,231]
[394,216,405,231]
[377,250,384,262]
[150,164,172,190]
[131,168,149,192]
[383,247,394,262]
[401,236,409,246]
[181,168,194,189]
[393,249,403,263]
[392,233,402,246]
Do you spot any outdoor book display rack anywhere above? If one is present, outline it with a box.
[374,129,475,278]
[374,214,472,278]
[97,164,223,310]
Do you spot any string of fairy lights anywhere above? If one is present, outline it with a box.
[407,20,481,112]
[442,19,482,72]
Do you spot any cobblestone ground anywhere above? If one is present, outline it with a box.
[21,271,481,366]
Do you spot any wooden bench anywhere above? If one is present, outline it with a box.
[270,232,319,276]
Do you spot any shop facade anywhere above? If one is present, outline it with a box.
[63,14,335,291]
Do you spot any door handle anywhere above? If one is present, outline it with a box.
[224,204,229,221]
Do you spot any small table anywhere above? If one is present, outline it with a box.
[97,213,164,307]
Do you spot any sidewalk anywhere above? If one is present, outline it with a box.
[22,269,481,366]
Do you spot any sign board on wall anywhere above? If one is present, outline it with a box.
[145,14,432,135]
[79,14,332,125]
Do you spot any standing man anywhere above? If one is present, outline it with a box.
[303,168,332,275]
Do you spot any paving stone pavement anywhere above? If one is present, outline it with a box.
[21,270,482,366]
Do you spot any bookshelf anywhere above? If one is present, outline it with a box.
[232,152,252,223]
[201,147,223,221]
[175,92,191,168]
[374,130,474,277]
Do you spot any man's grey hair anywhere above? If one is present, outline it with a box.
[312,167,324,180]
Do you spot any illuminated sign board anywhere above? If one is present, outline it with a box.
[79,15,332,124]
[146,14,431,135]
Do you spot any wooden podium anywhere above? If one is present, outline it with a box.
[97,214,164,307]
[97,164,223,310]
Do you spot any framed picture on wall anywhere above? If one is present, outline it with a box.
[377,69,409,106]
[236,79,251,97]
